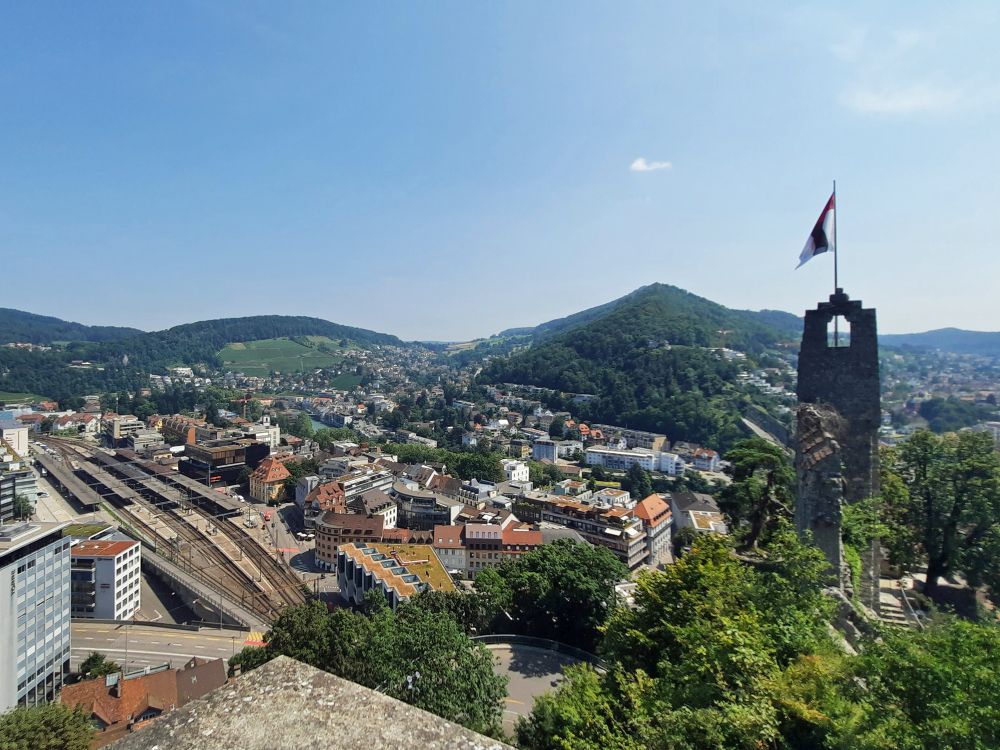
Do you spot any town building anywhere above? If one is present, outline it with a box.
[0,521,72,711]
[585,446,657,471]
[464,523,503,575]
[103,415,146,448]
[336,543,455,608]
[670,491,728,536]
[633,493,673,566]
[0,420,28,457]
[501,459,530,483]
[691,448,721,472]
[60,657,227,748]
[430,525,467,574]
[393,480,463,530]
[249,456,292,503]
[590,424,668,451]
[70,539,142,620]
[0,443,37,523]
[514,492,647,569]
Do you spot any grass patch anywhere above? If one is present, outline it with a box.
[219,336,350,376]
[0,391,49,404]
[63,523,111,539]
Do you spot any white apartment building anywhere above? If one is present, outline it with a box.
[70,539,142,620]
[0,521,72,711]
[502,459,530,483]
[585,446,657,471]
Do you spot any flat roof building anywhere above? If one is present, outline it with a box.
[0,521,72,711]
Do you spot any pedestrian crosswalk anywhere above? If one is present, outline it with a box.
[244,631,267,646]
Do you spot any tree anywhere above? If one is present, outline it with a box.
[885,430,1000,600]
[625,463,652,500]
[229,600,507,737]
[78,651,120,679]
[718,437,793,550]
[841,618,1000,749]
[0,703,94,750]
[475,539,626,651]
[548,416,565,439]
[522,531,834,750]
[11,494,33,520]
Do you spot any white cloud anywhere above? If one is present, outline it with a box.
[630,157,672,172]
[842,84,964,114]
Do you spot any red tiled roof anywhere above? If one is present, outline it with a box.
[251,456,291,484]
[633,494,672,527]
[432,524,464,549]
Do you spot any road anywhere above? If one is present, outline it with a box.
[488,645,580,734]
[71,622,257,672]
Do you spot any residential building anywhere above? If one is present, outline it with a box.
[430,525,467,574]
[657,452,685,475]
[464,523,503,574]
[531,439,557,462]
[593,488,633,508]
[392,481,462,530]
[60,657,227,748]
[590,424,668,451]
[633,494,673,566]
[670,491,728,535]
[1,443,38,523]
[249,456,292,503]
[0,521,72,710]
[0,420,28,457]
[501,524,543,562]
[350,489,398,528]
[294,475,320,511]
[336,543,455,608]
[515,493,647,569]
[585,446,657,472]
[314,512,430,570]
[70,539,142,620]
[103,415,146,448]
[691,448,721,472]
[501,459,529,483]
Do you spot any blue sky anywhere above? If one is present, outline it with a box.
[1,2,997,340]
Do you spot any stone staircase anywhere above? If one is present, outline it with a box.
[878,577,920,628]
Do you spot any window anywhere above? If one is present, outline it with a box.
[827,316,850,347]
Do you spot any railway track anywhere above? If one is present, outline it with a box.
[43,437,304,619]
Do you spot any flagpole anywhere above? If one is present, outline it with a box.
[833,179,838,293]
[833,179,839,346]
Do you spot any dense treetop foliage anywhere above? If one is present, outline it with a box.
[230,597,507,738]
[0,702,94,750]
[0,307,142,344]
[0,315,402,402]
[916,396,994,433]
[479,284,794,447]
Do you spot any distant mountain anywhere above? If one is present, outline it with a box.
[480,283,797,448]
[880,328,1000,357]
[0,314,404,403]
[0,308,143,344]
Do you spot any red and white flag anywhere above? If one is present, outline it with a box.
[797,193,836,268]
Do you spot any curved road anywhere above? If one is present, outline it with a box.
[487,644,580,734]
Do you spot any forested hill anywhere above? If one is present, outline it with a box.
[0,308,143,344]
[0,315,403,404]
[479,283,797,448]
[880,327,1000,356]
[93,315,403,369]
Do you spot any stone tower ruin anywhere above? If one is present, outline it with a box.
[795,288,881,610]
